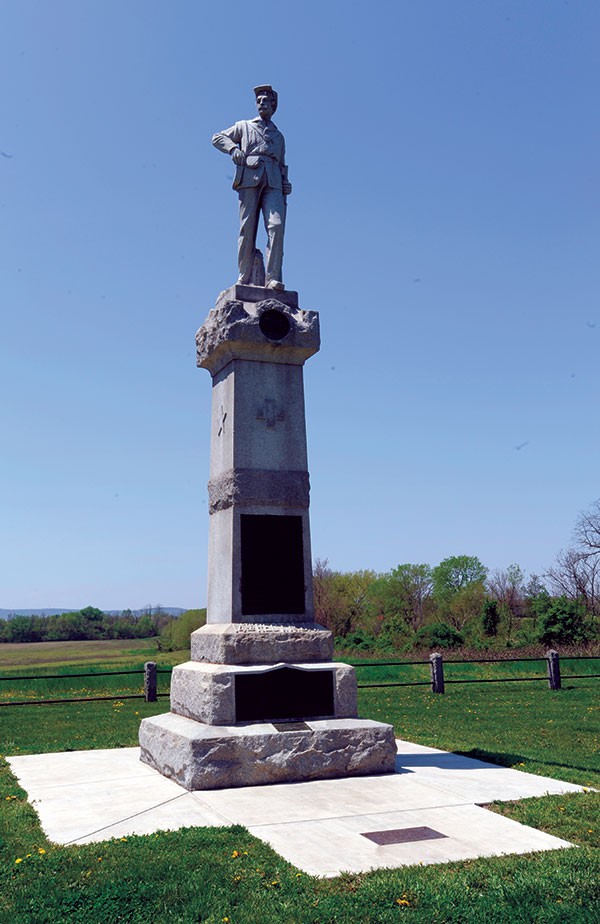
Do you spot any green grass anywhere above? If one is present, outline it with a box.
[1,642,600,922]
[358,678,600,788]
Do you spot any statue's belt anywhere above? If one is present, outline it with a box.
[245,153,278,167]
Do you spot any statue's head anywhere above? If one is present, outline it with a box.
[254,84,278,119]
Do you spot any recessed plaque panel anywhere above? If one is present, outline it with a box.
[241,514,304,615]
[235,666,334,722]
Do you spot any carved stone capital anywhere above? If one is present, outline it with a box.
[196,289,320,375]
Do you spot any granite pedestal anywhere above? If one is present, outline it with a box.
[139,284,397,789]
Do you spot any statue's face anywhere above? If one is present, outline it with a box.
[256,91,274,121]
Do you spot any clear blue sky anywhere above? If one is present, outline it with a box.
[1,0,598,610]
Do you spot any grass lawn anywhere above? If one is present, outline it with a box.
[1,641,600,922]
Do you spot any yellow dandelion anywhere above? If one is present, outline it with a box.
[15,858,23,864]
[231,850,239,857]
[38,848,46,854]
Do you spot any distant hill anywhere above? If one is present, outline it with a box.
[0,607,187,619]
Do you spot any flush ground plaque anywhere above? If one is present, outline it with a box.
[360,826,447,846]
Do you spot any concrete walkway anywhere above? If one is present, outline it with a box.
[8,739,583,877]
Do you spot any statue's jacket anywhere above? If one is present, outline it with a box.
[212,117,287,191]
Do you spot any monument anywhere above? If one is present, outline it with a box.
[139,88,397,789]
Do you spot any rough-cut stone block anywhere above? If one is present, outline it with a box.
[169,660,357,725]
[170,663,234,726]
[190,622,334,664]
[208,468,310,513]
[139,714,397,790]
[196,296,319,374]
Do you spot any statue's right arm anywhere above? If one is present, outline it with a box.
[212,122,242,156]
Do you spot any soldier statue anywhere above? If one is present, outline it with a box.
[212,85,292,291]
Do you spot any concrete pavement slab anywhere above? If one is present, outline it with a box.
[6,739,586,876]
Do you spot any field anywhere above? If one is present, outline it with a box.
[0,636,188,670]
[1,640,600,923]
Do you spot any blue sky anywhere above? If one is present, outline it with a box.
[1,0,598,610]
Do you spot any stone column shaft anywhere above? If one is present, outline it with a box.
[196,286,320,626]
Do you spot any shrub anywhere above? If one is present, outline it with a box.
[536,596,589,645]
[336,631,376,652]
[415,622,463,649]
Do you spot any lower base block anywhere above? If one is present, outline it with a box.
[139,713,397,790]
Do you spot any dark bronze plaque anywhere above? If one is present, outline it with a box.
[235,666,334,722]
[361,827,447,846]
[259,309,290,341]
[241,514,304,615]
[272,721,311,732]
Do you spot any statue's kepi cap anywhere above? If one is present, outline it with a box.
[254,84,278,112]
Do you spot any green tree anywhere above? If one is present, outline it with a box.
[2,615,34,643]
[313,560,376,637]
[432,555,488,601]
[79,606,105,622]
[447,581,486,631]
[431,555,488,629]
[159,609,207,651]
[364,563,433,633]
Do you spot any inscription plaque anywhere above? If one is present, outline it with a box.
[241,514,304,615]
[235,666,334,722]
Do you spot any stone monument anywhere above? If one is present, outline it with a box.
[139,90,397,790]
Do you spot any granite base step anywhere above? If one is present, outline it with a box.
[139,714,397,791]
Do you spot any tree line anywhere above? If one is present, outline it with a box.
[0,606,172,644]
[315,499,600,651]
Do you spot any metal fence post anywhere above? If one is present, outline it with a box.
[430,652,445,694]
[144,661,157,702]
[546,649,561,690]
